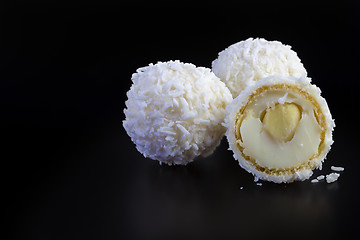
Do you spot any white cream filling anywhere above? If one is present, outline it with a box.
[238,90,322,169]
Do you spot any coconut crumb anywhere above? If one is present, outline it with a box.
[278,92,288,104]
[331,166,344,172]
[326,173,340,183]
[317,175,325,180]
[311,175,325,183]
[256,183,262,186]
[240,187,244,190]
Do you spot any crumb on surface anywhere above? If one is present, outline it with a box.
[331,166,344,172]
[317,175,325,180]
[326,173,340,183]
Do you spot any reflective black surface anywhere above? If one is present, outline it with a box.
[2,1,359,239]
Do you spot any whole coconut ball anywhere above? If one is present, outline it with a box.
[212,38,307,98]
[123,60,233,165]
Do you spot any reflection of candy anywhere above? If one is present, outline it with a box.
[212,38,307,98]
[123,60,233,165]
[224,75,335,183]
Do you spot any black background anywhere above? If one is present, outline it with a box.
[2,0,360,239]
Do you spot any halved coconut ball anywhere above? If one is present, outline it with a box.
[212,38,307,98]
[123,60,233,165]
[225,75,334,183]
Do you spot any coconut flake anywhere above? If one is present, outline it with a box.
[278,92,288,104]
[317,175,325,180]
[326,173,340,183]
[331,166,344,172]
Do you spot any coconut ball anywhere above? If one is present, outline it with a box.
[212,38,307,98]
[224,75,334,183]
[123,60,233,165]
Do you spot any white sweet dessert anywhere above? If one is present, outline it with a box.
[225,75,335,183]
[212,38,307,98]
[123,60,233,165]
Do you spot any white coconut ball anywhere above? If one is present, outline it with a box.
[212,38,307,98]
[123,60,233,165]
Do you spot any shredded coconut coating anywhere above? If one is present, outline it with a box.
[123,60,233,165]
[212,38,307,98]
[224,75,335,183]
